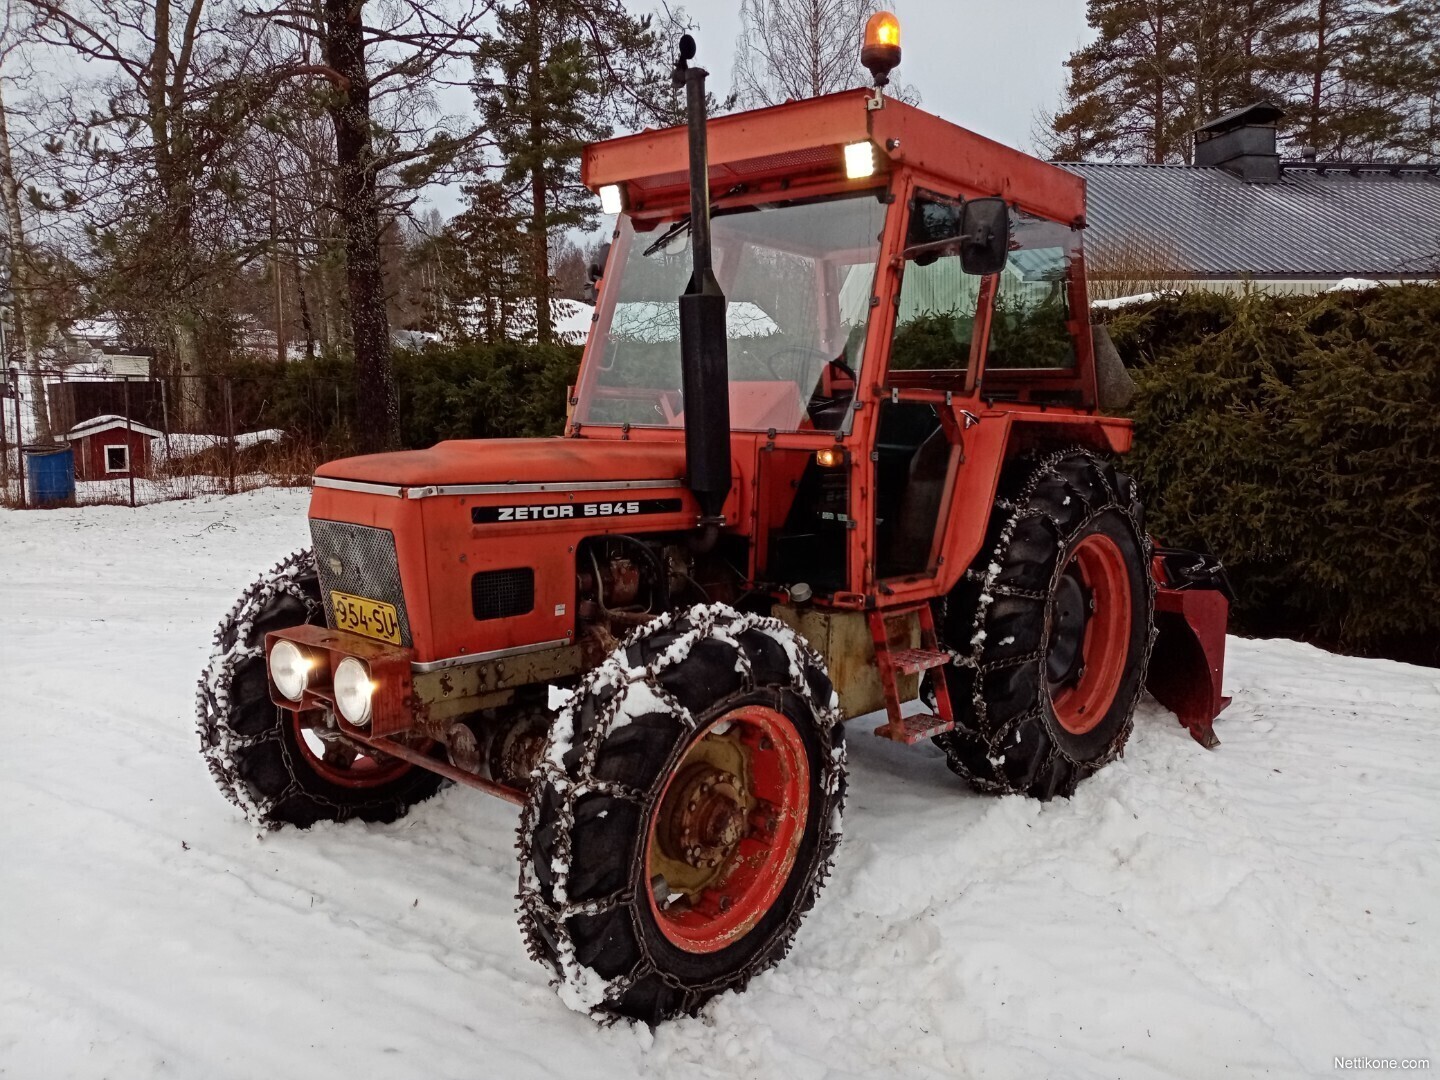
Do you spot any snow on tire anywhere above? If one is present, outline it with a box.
[517,603,846,1024]
[196,549,444,829]
[934,449,1155,800]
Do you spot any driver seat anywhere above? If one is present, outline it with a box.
[887,428,953,576]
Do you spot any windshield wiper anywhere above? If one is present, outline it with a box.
[642,217,691,257]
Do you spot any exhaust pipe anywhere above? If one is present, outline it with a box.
[672,35,731,532]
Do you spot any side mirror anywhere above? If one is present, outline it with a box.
[584,243,612,302]
[588,243,611,284]
[959,197,1010,276]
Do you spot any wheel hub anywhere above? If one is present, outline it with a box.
[661,764,748,871]
[1046,533,1134,736]
[644,705,811,954]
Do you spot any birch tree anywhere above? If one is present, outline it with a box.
[23,0,278,428]
[731,0,918,108]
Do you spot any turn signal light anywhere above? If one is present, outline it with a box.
[815,447,848,468]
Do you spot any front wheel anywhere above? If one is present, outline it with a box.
[517,604,846,1024]
[196,549,445,829]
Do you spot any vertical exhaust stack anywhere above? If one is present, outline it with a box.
[672,35,732,528]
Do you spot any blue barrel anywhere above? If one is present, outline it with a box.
[25,445,76,506]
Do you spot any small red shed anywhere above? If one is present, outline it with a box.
[63,415,162,482]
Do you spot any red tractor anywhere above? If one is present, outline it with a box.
[197,19,1229,1024]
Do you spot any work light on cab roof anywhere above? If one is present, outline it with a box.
[197,19,1236,1029]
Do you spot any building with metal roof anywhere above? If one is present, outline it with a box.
[1059,104,1440,297]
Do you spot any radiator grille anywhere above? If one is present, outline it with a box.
[310,519,413,646]
[472,568,535,621]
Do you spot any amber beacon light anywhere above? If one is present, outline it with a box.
[861,12,901,87]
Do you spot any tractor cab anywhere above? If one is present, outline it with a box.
[571,93,1116,607]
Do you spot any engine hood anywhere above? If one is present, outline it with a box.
[314,436,688,490]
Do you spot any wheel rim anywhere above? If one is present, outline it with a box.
[290,710,414,789]
[644,705,811,955]
[1047,533,1133,736]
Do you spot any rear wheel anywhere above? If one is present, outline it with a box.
[934,450,1153,799]
[518,604,846,1023]
[196,549,444,829]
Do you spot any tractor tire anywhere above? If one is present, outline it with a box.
[518,604,846,1024]
[933,449,1154,800]
[196,549,444,830]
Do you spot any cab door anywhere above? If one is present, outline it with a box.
[869,189,991,587]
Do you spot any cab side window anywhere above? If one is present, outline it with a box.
[986,212,1079,370]
[888,192,984,374]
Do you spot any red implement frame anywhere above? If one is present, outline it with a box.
[1147,562,1232,749]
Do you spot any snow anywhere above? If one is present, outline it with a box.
[62,414,164,440]
[1327,277,1384,293]
[153,428,286,462]
[3,489,1439,1078]
[1090,291,1179,310]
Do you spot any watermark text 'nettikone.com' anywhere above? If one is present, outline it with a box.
[1334,1058,1430,1071]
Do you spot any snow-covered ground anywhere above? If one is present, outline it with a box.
[1,490,1436,1079]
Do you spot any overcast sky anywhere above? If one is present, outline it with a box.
[671,0,1092,153]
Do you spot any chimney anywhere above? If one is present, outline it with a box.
[1193,102,1284,183]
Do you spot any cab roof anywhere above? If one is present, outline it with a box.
[582,88,1086,227]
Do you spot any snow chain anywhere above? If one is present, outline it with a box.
[516,603,847,1021]
[943,447,1156,795]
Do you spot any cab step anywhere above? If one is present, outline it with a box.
[868,602,956,744]
[889,647,951,676]
[872,713,955,744]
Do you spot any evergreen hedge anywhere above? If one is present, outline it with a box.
[1104,285,1440,664]
[221,341,579,451]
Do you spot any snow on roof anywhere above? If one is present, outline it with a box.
[1090,291,1181,310]
[64,415,163,440]
[156,429,286,461]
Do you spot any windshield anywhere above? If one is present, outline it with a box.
[573,192,887,433]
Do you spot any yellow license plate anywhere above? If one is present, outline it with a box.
[331,591,402,645]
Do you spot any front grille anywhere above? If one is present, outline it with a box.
[310,519,413,646]
[472,568,534,621]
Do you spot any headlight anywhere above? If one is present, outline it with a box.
[334,656,375,727]
[270,640,313,701]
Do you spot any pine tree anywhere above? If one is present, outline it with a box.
[472,0,671,344]
[1340,0,1440,160]
[1049,0,1440,165]
[1046,0,1193,163]
[441,178,535,343]
[1045,0,1310,163]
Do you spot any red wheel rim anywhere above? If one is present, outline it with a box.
[289,711,415,789]
[644,705,811,955]
[1049,533,1133,736]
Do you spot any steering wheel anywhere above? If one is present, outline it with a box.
[763,345,835,384]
